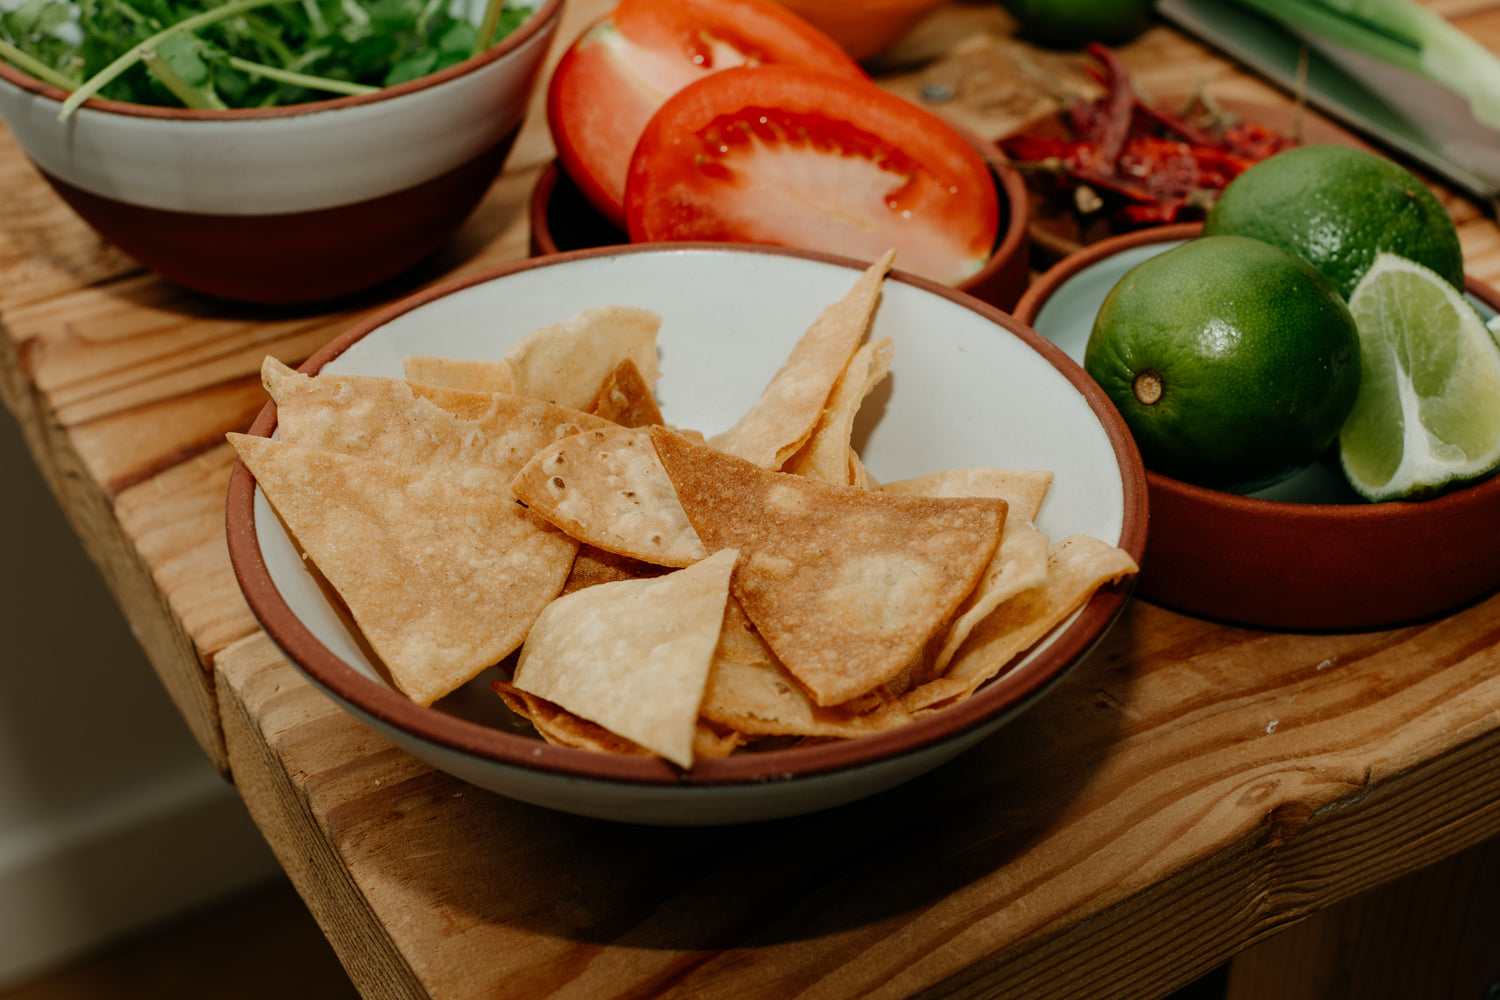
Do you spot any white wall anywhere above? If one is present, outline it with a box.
[0,407,283,989]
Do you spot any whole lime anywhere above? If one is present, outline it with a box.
[1000,0,1153,48]
[1203,144,1463,300]
[1084,235,1362,493]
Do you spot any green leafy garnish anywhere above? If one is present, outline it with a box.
[0,0,534,117]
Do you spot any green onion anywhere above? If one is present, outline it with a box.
[1221,0,1500,130]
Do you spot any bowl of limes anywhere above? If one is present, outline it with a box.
[1014,144,1500,631]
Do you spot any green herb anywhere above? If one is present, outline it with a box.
[1220,0,1500,131]
[0,0,533,118]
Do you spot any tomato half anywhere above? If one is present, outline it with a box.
[623,65,1000,287]
[546,0,866,230]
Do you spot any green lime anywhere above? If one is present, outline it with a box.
[1084,235,1361,493]
[1203,144,1464,301]
[1000,0,1153,48]
[1338,253,1500,501]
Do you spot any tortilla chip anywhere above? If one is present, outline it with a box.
[561,544,670,596]
[709,251,894,468]
[901,533,1138,715]
[496,681,743,758]
[880,467,1054,522]
[512,548,739,768]
[263,357,612,493]
[512,425,708,567]
[587,358,665,427]
[229,433,576,706]
[651,426,1006,706]
[402,356,515,395]
[782,337,894,485]
[504,306,662,410]
[700,598,914,737]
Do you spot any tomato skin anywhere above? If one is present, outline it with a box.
[546,0,866,230]
[622,65,1000,287]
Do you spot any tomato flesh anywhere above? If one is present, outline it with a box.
[546,0,865,229]
[624,66,1000,287]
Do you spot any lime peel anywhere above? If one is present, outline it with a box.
[1339,252,1500,501]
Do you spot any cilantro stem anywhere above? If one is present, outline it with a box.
[58,0,292,120]
[471,0,504,58]
[0,37,82,90]
[225,54,378,95]
[141,47,226,108]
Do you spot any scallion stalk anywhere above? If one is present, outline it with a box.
[1221,0,1500,130]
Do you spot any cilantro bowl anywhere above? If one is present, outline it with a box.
[225,243,1148,825]
[0,0,561,304]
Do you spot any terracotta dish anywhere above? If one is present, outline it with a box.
[528,129,1033,313]
[0,0,562,305]
[1014,223,1500,631]
[226,243,1147,824]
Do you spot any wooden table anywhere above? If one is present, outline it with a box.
[4,2,1500,998]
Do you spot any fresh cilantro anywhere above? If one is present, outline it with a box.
[0,0,534,114]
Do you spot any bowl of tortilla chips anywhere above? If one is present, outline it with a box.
[225,243,1147,825]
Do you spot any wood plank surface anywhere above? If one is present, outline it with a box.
[5,1,1500,997]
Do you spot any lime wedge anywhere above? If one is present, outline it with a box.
[1339,253,1500,501]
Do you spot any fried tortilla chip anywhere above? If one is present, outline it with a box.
[700,598,914,737]
[511,548,739,768]
[901,533,1138,715]
[561,545,670,596]
[402,356,516,395]
[229,433,577,706]
[504,305,662,410]
[709,251,894,469]
[880,467,1054,522]
[495,682,742,758]
[511,425,708,567]
[587,358,665,427]
[263,357,612,492]
[782,337,894,485]
[651,426,1006,706]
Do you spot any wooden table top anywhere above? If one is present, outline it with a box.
[5,2,1500,997]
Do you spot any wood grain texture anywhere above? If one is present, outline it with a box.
[6,1,1500,996]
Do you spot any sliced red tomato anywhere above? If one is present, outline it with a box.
[622,65,1000,287]
[546,0,866,230]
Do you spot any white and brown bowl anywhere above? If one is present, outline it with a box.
[225,243,1148,824]
[0,0,562,305]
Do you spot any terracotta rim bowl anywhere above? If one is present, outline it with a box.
[527,129,1033,313]
[1014,222,1500,631]
[0,0,563,305]
[225,242,1147,824]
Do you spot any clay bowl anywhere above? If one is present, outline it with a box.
[770,0,948,61]
[528,130,1033,313]
[0,0,562,305]
[226,243,1147,825]
[1014,222,1500,631]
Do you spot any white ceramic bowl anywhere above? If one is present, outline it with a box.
[0,0,562,304]
[226,243,1148,825]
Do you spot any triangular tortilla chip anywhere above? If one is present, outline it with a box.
[901,533,1138,715]
[263,357,612,493]
[402,356,515,395]
[587,358,665,427]
[504,305,662,410]
[880,467,1054,522]
[700,598,914,737]
[561,545,670,596]
[511,548,739,768]
[650,426,1006,706]
[782,337,894,485]
[494,682,743,758]
[229,433,577,706]
[709,250,894,468]
[511,426,708,567]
